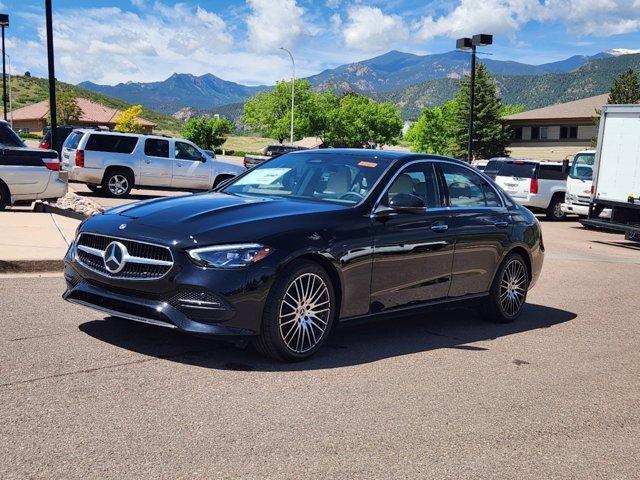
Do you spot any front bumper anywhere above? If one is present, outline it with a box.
[63,263,258,336]
[561,202,612,219]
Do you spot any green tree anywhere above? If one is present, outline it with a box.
[500,103,525,117]
[405,100,456,155]
[323,93,403,148]
[450,64,510,160]
[52,92,83,125]
[608,68,640,104]
[243,79,317,142]
[114,104,145,133]
[181,117,235,150]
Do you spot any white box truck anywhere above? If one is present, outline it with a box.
[581,104,640,239]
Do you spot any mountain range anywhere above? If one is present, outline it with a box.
[77,48,640,120]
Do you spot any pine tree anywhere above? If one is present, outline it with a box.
[608,69,640,104]
[450,64,510,160]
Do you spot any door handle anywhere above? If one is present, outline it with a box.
[493,221,509,228]
[144,159,151,164]
[177,163,183,167]
[431,223,448,232]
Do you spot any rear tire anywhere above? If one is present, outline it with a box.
[102,169,133,197]
[482,253,529,323]
[0,182,9,211]
[253,260,335,361]
[546,194,566,221]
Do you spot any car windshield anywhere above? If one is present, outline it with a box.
[223,152,392,205]
[497,161,537,178]
[569,153,595,180]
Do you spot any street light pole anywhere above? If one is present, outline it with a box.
[45,0,57,151]
[280,47,295,145]
[0,14,9,122]
[456,34,493,163]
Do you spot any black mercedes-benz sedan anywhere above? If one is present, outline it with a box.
[63,149,544,361]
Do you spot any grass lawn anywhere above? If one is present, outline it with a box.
[222,135,275,153]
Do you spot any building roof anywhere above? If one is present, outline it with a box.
[503,94,609,122]
[10,98,156,127]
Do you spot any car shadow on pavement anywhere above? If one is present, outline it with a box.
[78,303,576,371]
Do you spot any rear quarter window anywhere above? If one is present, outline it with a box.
[538,164,568,180]
[63,132,83,150]
[85,134,138,154]
[497,162,537,178]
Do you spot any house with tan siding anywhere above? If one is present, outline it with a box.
[503,94,607,160]
[9,98,156,135]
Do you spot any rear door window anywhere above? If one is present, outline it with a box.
[144,138,169,158]
[440,163,502,208]
[85,134,138,154]
[497,162,537,179]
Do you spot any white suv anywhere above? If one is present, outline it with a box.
[61,130,244,197]
[494,159,569,220]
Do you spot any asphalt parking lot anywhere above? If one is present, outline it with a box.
[1,220,639,479]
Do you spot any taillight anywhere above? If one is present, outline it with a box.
[590,184,595,194]
[530,178,539,194]
[75,150,85,168]
[39,140,51,149]
[42,158,60,171]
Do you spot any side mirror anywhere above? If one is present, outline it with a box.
[562,158,570,173]
[389,193,426,213]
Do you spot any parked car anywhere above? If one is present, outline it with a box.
[494,159,569,220]
[471,159,489,171]
[582,104,640,239]
[483,157,512,180]
[0,120,67,210]
[561,150,610,219]
[63,149,544,361]
[244,144,307,169]
[60,130,244,197]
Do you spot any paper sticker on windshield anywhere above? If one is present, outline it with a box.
[358,161,378,168]
[234,168,291,186]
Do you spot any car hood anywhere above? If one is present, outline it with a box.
[101,192,349,241]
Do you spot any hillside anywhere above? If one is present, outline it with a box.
[80,74,267,115]
[10,75,182,133]
[380,53,640,119]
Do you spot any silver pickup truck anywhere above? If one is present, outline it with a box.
[61,130,244,197]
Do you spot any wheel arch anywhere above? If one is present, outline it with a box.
[102,165,135,185]
[0,178,11,205]
[502,245,533,282]
[280,252,344,321]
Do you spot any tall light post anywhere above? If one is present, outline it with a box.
[0,13,9,121]
[279,47,295,145]
[456,34,493,163]
[45,0,57,151]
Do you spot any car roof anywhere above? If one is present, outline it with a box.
[287,148,469,165]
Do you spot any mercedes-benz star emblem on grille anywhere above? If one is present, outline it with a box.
[103,241,128,273]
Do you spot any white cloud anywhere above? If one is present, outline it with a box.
[246,0,305,53]
[342,6,409,52]
[415,0,640,40]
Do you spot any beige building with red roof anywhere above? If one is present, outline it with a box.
[503,93,608,160]
[9,97,156,135]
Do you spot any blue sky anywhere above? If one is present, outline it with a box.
[4,0,640,86]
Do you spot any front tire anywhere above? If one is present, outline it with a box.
[254,261,335,361]
[87,184,102,193]
[0,183,9,211]
[482,253,529,323]
[546,194,566,221]
[102,170,133,197]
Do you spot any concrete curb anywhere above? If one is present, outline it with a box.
[34,202,88,221]
[0,259,65,273]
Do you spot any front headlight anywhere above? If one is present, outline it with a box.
[187,243,273,269]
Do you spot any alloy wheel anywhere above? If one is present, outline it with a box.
[553,201,564,219]
[499,259,527,316]
[108,175,129,196]
[278,272,331,354]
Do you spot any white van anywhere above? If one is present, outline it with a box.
[494,159,569,220]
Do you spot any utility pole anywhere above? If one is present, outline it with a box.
[45,0,57,150]
[0,14,9,121]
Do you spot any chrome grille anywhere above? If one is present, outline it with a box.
[76,233,174,280]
